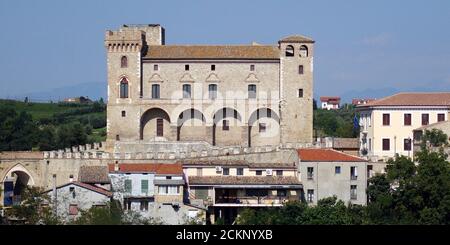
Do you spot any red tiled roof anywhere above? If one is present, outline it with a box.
[358,92,450,107]
[297,148,366,162]
[108,163,183,175]
[320,96,341,103]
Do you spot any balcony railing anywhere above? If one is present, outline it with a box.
[215,196,295,205]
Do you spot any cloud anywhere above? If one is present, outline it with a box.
[362,33,392,46]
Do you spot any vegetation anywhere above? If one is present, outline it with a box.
[313,103,358,138]
[237,144,450,225]
[0,99,106,151]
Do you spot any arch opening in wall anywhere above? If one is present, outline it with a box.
[140,108,171,140]
[119,78,129,98]
[247,108,280,147]
[285,45,294,57]
[2,164,36,206]
[212,108,243,146]
[121,56,128,68]
[177,109,206,141]
[299,45,308,57]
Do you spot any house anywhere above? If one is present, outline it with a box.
[317,137,360,156]
[298,148,368,205]
[352,98,376,106]
[78,165,111,190]
[183,159,302,224]
[357,92,450,161]
[320,96,341,110]
[63,96,93,104]
[108,163,205,225]
[43,181,112,222]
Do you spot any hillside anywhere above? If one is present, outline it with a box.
[0,99,106,151]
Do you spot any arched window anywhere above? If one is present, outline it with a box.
[119,78,129,98]
[121,56,128,68]
[285,45,294,57]
[300,45,308,57]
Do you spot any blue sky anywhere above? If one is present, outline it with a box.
[0,0,449,101]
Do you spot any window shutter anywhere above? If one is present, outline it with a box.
[125,179,132,193]
[141,180,148,194]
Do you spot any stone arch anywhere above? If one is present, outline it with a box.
[300,45,308,57]
[248,108,280,147]
[212,108,243,146]
[2,163,36,206]
[177,108,207,141]
[140,107,172,141]
[285,45,295,57]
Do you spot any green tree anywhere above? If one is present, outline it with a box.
[422,129,448,148]
[38,125,57,151]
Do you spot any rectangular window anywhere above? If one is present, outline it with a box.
[404,113,411,126]
[248,84,257,99]
[208,84,217,100]
[185,64,189,71]
[350,185,357,200]
[335,166,341,174]
[382,138,390,151]
[211,64,215,71]
[121,111,126,117]
[277,190,287,197]
[116,135,120,141]
[222,120,229,131]
[259,123,266,133]
[158,185,179,195]
[422,114,429,125]
[438,113,445,122]
[140,200,149,211]
[350,166,358,180]
[307,189,314,203]
[307,167,314,180]
[151,84,160,99]
[156,118,163,137]
[404,138,412,151]
[182,84,191,99]
[196,168,203,177]
[222,168,230,176]
[141,179,148,194]
[69,204,78,215]
[237,168,244,176]
[382,114,390,126]
[154,64,159,71]
[124,179,132,193]
[298,89,304,98]
[368,138,372,151]
[299,65,304,74]
[250,64,255,71]
[276,170,283,176]
[255,170,262,176]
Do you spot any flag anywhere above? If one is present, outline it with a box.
[353,115,359,129]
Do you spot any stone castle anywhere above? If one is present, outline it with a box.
[105,24,314,152]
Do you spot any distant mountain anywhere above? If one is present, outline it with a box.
[8,82,106,102]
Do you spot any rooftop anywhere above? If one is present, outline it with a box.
[188,176,302,186]
[180,159,296,168]
[278,35,315,43]
[297,148,366,162]
[43,181,112,197]
[78,166,110,184]
[144,45,280,60]
[358,92,450,107]
[108,163,183,175]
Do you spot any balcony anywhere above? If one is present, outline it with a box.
[214,188,298,207]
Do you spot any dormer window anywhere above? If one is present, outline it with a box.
[285,45,294,56]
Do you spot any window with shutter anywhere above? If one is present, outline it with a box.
[141,179,148,194]
[124,179,132,193]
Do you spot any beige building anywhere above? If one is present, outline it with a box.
[357,92,450,161]
[104,24,314,152]
[298,148,368,205]
[182,159,301,224]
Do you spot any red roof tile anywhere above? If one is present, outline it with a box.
[108,163,183,175]
[43,181,112,197]
[297,148,365,162]
[358,92,450,107]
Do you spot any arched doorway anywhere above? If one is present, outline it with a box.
[248,108,280,147]
[212,108,243,146]
[140,108,171,141]
[177,109,206,141]
[2,164,35,206]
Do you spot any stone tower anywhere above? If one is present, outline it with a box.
[278,36,314,144]
[104,24,165,151]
